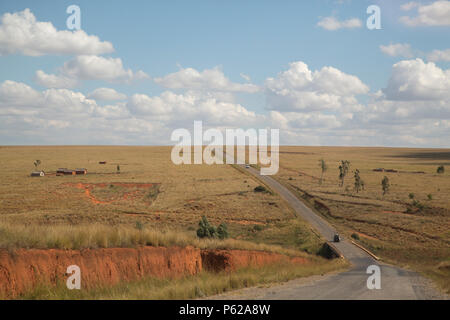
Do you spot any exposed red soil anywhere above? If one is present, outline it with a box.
[355,232,378,241]
[62,182,159,205]
[0,247,309,298]
[0,246,201,298]
[201,249,308,273]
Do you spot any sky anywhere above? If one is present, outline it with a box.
[0,0,449,146]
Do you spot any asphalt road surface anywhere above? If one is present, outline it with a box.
[211,162,446,300]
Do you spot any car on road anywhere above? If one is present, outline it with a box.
[333,234,340,242]
[245,165,250,168]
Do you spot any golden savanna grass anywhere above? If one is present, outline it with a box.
[0,146,294,231]
[3,145,448,295]
[21,258,348,300]
[0,145,336,299]
[0,222,310,257]
[271,146,450,293]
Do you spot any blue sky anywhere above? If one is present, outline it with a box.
[0,0,449,146]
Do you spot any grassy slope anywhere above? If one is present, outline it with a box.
[273,146,450,293]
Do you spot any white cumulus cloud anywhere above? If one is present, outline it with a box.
[400,1,450,26]
[428,49,450,62]
[154,67,259,93]
[380,43,414,58]
[383,58,450,101]
[34,70,78,89]
[317,16,362,30]
[0,9,114,56]
[87,88,127,101]
[35,55,149,88]
[265,61,368,112]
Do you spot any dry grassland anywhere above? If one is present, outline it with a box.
[273,146,450,293]
[0,146,322,254]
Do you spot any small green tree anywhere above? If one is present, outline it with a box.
[338,160,351,187]
[217,223,229,239]
[408,193,415,200]
[117,165,120,174]
[318,159,327,185]
[353,169,364,193]
[254,185,267,193]
[34,160,41,170]
[381,176,390,195]
[437,165,445,174]
[196,216,217,239]
[135,221,144,230]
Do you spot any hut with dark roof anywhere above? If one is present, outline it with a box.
[75,168,87,175]
[31,171,45,177]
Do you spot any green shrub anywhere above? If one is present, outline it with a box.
[146,185,161,201]
[253,225,264,232]
[217,223,229,240]
[408,193,415,199]
[437,165,445,174]
[381,176,390,195]
[427,194,433,201]
[351,233,360,240]
[254,185,267,193]
[196,216,217,239]
[196,217,229,240]
[135,221,144,230]
[412,200,425,210]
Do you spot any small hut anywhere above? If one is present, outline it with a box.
[31,171,45,177]
[75,168,87,175]
[63,169,76,175]
[57,168,68,174]
[99,161,107,164]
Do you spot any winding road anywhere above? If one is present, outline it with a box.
[211,163,446,300]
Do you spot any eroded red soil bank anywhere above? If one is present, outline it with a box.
[201,249,307,272]
[0,246,308,298]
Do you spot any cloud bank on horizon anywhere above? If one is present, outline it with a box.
[0,2,449,147]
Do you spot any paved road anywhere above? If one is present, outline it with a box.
[211,163,446,300]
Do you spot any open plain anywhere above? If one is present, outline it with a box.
[0,145,448,298]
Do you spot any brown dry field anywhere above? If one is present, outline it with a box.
[0,146,322,254]
[273,146,450,292]
[1,145,449,293]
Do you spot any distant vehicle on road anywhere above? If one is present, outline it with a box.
[245,165,250,168]
[333,234,340,242]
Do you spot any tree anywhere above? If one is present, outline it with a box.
[381,176,390,195]
[437,165,445,174]
[318,159,327,185]
[354,169,364,193]
[196,216,217,239]
[117,165,120,174]
[217,223,229,239]
[33,160,41,169]
[338,160,350,187]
